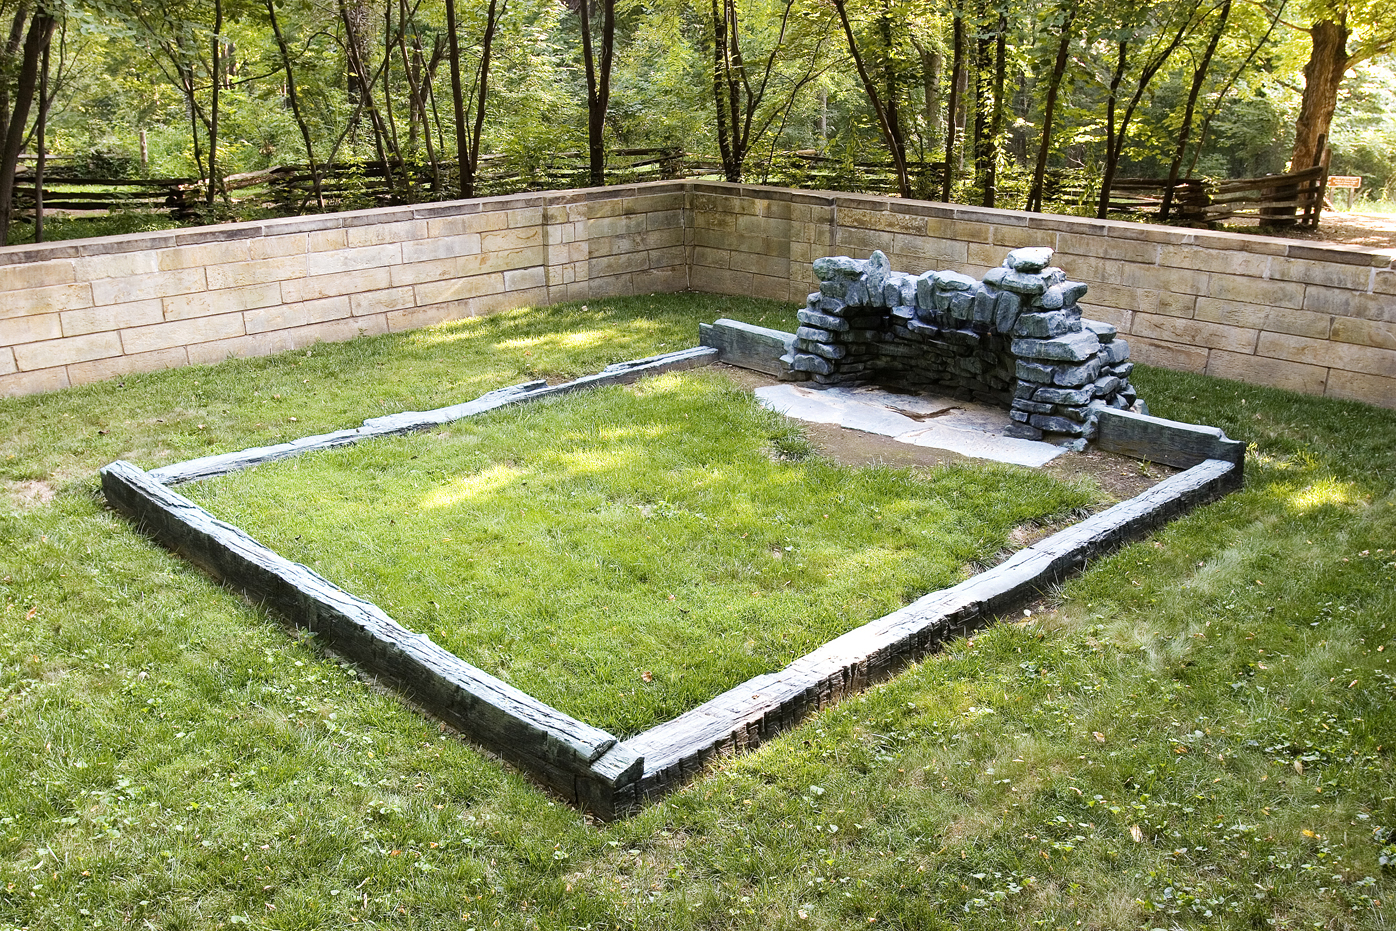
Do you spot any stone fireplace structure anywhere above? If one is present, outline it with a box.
[786,247,1142,440]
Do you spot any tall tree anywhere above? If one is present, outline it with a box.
[0,0,56,242]
[829,0,911,197]
[1094,0,1202,218]
[708,0,828,183]
[444,0,505,196]
[1159,0,1232,219]
[1287,0,1396,173]
[573,0,615,186]
[265,0,325,208]
[941,7,963,200]
[1026,3,1075,212]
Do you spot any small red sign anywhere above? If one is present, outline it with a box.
[1327,176,1362,189]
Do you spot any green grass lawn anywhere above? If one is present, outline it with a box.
[183,369,1095,736]
[1,292,1394,930]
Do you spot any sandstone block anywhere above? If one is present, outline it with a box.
[413,273,505,307]
[162,282,282,322]
[350,286,417,316]
[1257,331,1396,378]
[0,313,61,345]
[74,251,159,281]
[68,346,189,386]
[61,299,163,336]
[157,241,252,272]
[248,234,309,260]
[1267,256,1375,290]
[1302,288,1395,324]
[0,347,13,376]
[1056,231,1159,265]
[120,312,246,355]
[0,258,75,293]
[1330,316,1396,352]
[1324,369,1396,409]
[385,302,470,333]
[691,246,730,270]
[1130,312,1259,354]
[1206,273,1303,310]
[14,331,123,371]
[306,229,348,252]
[1207,349,1328,395]
[1127,335,1209,373]
[400,234,482,265]
[0,367,69,396]
[281,267,391,304]
[245,296,351,335]
[305,243,403,277]
[91,267,208,305]
[1,282,95,318]
[205,255,306,291]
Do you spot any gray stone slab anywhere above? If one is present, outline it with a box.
[754,384,1066,467]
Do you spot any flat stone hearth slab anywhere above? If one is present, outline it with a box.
[754,384,1067,468]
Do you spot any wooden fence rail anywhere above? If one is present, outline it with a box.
[9,152,1330,231]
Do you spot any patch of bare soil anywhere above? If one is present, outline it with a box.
[1,478,57,511]
[717,364,1179,502]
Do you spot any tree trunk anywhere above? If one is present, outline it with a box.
[984,11,1005,207]
[463,0,502,197]
[443,0,468,196]
[33,29,47,241]
[207,0,223,206]
[915,42,940,157]
[1290,18,1349,174]
[972,2,994,203]
[267,0,325,210]
[1161,0,1230,220]
[711,0,739,181]
[1027,6,1073,213]
[942,11,962,201]
[1095,42,1128,219]
[578,0,615,187]
[339,0,396,186]
[0,8,53,243]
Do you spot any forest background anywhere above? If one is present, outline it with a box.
[2,0,1396,245]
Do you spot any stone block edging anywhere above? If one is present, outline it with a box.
[102,340,1244,818]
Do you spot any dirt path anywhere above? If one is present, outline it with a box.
[1230,211,1396,252]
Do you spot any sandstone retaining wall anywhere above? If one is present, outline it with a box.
[3,181,1393,408]
[0,186,688,397]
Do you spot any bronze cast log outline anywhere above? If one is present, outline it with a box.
[101,342,1243,819]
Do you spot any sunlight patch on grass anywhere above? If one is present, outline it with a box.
[419,464,526,510]
[1285,476,1363,513]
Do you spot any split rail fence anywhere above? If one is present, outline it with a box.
[10,151,1330,232]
